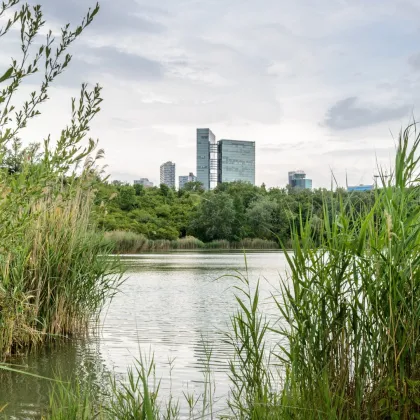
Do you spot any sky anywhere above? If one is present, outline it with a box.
[3,0,420,188]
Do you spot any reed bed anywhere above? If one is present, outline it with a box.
[46,350,215,420]
[0,178,121,357]
[105,231,279,253]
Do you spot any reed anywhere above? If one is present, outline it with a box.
[0,176,122,357]
[233,238,279,250]
[172,236,206,250]
[272,123,420,418]
[46,348,216,420]
[105,231,278,253]
[104,231,149,253]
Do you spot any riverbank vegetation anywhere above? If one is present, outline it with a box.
[96,177,375,250]
[104,231,279,253]
[0,1,120,358]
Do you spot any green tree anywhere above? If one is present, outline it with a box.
[133,183,144,196]
[245,196,279,239]
[189,192,236,241]
[182,181,204,192]
[118,185,137,211]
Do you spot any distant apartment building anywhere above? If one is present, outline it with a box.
[347,184,374,192]
[160,161,176,188]
[218,140,255,185]
[196,128,218,190]
[288,170,312,190]
[179,172,197,189]
[134,178,154,188]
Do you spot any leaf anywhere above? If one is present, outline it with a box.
[0,67,13,83]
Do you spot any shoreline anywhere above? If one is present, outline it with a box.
[113,248,283,255]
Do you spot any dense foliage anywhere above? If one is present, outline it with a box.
[95,180,376,245]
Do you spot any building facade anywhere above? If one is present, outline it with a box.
[218,140,255,185]
[347,184,374,192]
[179,172,197,189]
[288,170,312,190]
[160,161,176,188]
[134,178,154,188]
[196,128,217,190]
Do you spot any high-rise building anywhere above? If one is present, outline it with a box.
[218,140,255,185]
[160,161,176,188]
[134,178,154,188]
[179,172,197,190]
[196,128,217,190]
[288,170,312,190]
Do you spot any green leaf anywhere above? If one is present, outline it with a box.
[0,67,13,83]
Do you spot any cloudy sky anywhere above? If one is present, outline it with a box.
[4,0,420,187]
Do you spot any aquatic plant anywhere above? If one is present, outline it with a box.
[105,231,278,253]
[272,124,420,418]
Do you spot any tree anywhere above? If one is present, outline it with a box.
[189,192,236,241]
[246,196,279,239]
[182,181,204,192]
[133,183,144,196]
[118,185,137,211]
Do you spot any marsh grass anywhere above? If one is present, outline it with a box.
[222,264,274,419]
[267,123,420,419]
[46,346,217,420]
[105,231,279,253]
[0,176,122,357]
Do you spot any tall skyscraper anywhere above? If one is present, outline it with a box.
[218,140,255,185]
[179,172,197,189]
[160,161,176,188]
[196,128,217,190]
[288,170,312,190]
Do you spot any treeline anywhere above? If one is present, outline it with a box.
[95,180,376,245]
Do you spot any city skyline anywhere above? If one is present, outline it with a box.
[24,0,411,189]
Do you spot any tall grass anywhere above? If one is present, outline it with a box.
[46,348,216,420]
[224,266,274,418]
[273,124,420,418]
[105,231,279,253]
[0,175,122,357]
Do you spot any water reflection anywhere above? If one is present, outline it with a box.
[1,251,286,418]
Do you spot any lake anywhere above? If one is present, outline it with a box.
[0,251,287,419]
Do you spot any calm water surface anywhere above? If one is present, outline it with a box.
[1,251,287,419]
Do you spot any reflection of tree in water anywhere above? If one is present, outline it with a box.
[0,335,109,418]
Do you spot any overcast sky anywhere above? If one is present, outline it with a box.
[4,0,420,187]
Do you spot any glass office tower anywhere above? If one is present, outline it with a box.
[196,128,217,190]
[217,140,255,185]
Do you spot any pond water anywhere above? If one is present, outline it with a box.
[0,251,287,419]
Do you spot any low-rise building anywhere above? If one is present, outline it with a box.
[347,184,374,192]
[179,172,197,189]
[134,178,154,188]
[288,170,312,190]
